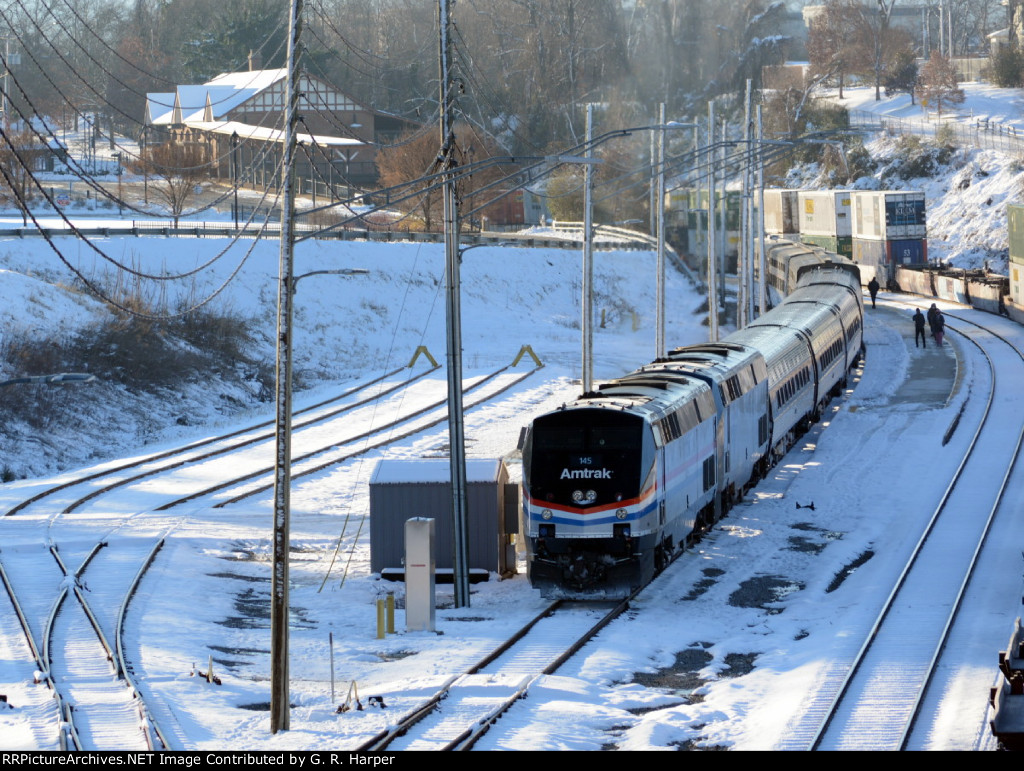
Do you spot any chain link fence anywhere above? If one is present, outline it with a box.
[849,109,1024,156]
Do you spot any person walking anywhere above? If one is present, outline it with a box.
[868,277,880,308]
[933,309,945,346]
[913,308,927,348]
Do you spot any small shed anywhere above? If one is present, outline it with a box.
[369,458,519,581]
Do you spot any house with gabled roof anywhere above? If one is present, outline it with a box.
[145,67,416,191]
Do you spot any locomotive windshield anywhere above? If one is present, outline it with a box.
[524,409,653,508]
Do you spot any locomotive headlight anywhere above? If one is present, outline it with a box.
[616,508,628,519]
[541,509,553,520]
[573,489,597,504]
[586,489,597,502]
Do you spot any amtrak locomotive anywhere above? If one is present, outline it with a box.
[522,240,864,598]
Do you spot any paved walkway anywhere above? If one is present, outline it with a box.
[869,301,960,409]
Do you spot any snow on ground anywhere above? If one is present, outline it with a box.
[2,81,1024,750]
[814,83,1024,271]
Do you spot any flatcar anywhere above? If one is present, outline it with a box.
[522,240,864,599]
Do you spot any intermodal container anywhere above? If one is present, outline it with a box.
[853,237,928,281]
[764,189,799,235]
[797,190,853,237]
[690,189,742,230]
[1008,203,1024,263]
[852,191,926,240]
[799,233,853,258]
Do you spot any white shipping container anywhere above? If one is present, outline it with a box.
[852,191,927,240]
[763,189,799,235]
[797,190,853,237]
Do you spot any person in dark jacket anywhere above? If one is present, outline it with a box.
[913,308,927,347]
[868,277,880,308]
[933,309,945,345]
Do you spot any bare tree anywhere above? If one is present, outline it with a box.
[916,53,965,116]
[375,123,507,232]
[806,0,868,100]
[133,140,210,225]
[871,0,898,101]
[0,128,38,224]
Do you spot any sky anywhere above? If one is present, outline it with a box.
[0,83,1023,751]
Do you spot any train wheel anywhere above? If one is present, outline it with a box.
[654,543,668,573]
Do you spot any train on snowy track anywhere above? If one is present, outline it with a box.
[522,239,864,599]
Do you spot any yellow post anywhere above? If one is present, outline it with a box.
[386,593,395,634]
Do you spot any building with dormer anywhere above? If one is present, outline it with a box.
[145,67,416,192]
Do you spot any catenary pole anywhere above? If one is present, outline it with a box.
[582,104,595,393]
[707,102,719,342]
[757,104,767,319]
[270,0,303,735]
[656,103,666,359]
[439,0,470,609]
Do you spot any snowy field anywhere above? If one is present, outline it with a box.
[2,81,1024,750]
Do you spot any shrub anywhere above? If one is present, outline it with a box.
[935,123,958,148]
[989,48,1024,88]
[885,135,956,181]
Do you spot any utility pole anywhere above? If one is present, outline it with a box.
[655,103,666,359]
[706,102,719,342]
[439,0,470,609]
[756,104,767,320]
[270,0,303,736]
[582,104,595,392]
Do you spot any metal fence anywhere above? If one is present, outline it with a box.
[849,109,1024,156]
[0,221,660,252]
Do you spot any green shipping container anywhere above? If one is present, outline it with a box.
[688,189,744,230]
[798,234,853,258]
[1008,204,1024,264]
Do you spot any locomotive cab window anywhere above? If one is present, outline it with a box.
[524,409,654,509]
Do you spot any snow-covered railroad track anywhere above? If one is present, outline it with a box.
[0,549,65,749]
[150,364,540,511]
[0,537,167,749]
[359,600,628,751]
[796,310,1024,751]
[3,366,429,520]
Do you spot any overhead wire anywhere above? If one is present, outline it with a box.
[8,0,292,184]
[0,8,305,306]
[0,0,317,239]
[0,37,286,285]
[0,124,274,319]
[448,18,546,155]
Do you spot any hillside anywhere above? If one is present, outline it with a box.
[3,82,1024,478]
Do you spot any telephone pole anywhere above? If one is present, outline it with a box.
[439,0,471,609]
[270,0,303,735]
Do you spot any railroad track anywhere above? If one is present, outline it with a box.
[0,537,168,749]
[779,306,1024,750]
[4,365,430,520]
[356,599,631,751]
[353,514,709,753]
[0,361,544,749]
